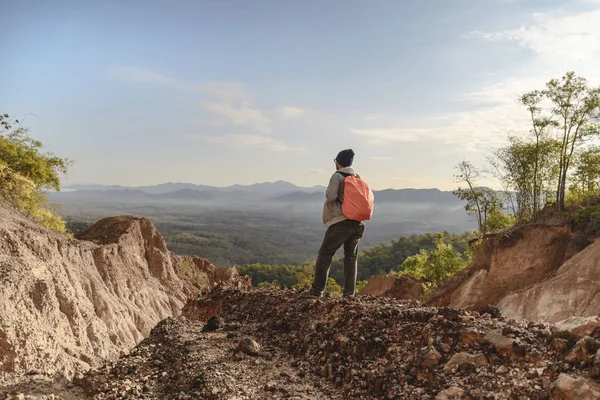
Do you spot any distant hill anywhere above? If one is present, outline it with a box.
[269,188,462,206]
[54,183,463,209]
[64,181,326,195]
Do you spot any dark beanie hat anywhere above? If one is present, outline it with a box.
[335,149,355,167]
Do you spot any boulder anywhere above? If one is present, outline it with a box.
[554,317,600,340]
[550,373,600,399]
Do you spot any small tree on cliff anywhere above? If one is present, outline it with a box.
[0,113,71,232]
[453,160,508,235]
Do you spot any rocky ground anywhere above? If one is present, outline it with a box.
[3,288,600,399]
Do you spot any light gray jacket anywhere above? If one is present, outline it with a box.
[322,167,356,228]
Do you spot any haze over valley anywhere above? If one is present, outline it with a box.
[49,181,474,266]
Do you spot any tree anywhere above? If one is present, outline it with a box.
[400,241,468,288]
[453,160,507,235]
[541,72,600,211]
[490,137,560,221]
[571,146,600,205]
[453,160,485,233]
[0,113,70,232]
[519,91,559,214]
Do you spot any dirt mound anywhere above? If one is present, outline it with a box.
[140,288,600,399]
[359,274,424,300]
[427,225,578,311]
[0,205,249,383]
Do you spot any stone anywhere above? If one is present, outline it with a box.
[554,317,600,340]
[495,366,509,375]
[484,330,515,356]
[236,337,261,356]
[435,387,466,399]
[551,373,600,400]
[203,316,224,332]
[564,336,600,363]
[419,346,442,368]
[443,352,488,372]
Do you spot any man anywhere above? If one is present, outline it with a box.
[310,149,366,297]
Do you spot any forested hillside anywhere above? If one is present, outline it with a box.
[238,231,473,288]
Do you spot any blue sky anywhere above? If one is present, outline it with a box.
[2,0,600,190]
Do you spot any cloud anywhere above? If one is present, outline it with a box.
[107,66,178,85]
[185,133,293,152]
[352,129,429,144]
[464,8,600,78]
[355,6,600,153]
[202,101,273,134]
[201,82,248,101]
[277,106,306,118]
[370,156,395,161]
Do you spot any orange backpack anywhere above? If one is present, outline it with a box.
[338,172,375,221]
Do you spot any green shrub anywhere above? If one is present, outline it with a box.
[0,114,70,233]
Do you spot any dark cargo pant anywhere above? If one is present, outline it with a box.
[311,219,366,297]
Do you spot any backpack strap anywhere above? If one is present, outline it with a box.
[337,171,360,179]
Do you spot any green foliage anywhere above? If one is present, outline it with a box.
[567,146,600,207]
[329,231,472,283]
[517,72,600,211]
[0,113,70,233]
[66,220,93,235]
[491,137,560,221]
[401,241,468,284]
[239,263,312,288]
[453,160,513,234]
[325,277,343,297]
[239,231,474,291]
[355,280,368,293]
[573,205,600,236]
[175,258,209,287]
[485,207,517,232]
[257,281,281,289]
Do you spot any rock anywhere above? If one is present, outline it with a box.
[236,337,261,356]
[203,316,224,332]
[484,330,515,356]
[459,329,485,347]
[554,317,600,340]
[419,346,442,368]
[564,336,600,363]
[480,305,501,318]
[0,205,249,378]
[443,352,488,372]
[435,387,466,399]
[495,365,509,375]
[550,373,600,399]
[227,330,238,339]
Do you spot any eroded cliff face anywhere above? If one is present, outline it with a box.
[0,205,250,379]
[497,239,600,323]
[425,224,598,325]
[427,225,576,311]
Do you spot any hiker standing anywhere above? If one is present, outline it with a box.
[310,149,374,297]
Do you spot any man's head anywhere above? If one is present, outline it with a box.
[335,149,355,169]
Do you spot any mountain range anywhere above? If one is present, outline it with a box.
[57,181,462,206]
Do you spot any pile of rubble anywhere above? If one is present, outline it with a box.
[71,289,600,399]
